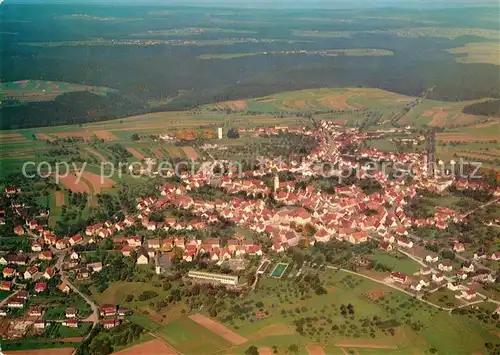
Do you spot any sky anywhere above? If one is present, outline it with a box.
[5,0,499,8]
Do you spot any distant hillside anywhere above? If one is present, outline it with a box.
[0,91,146,130]
[462,99,500,117]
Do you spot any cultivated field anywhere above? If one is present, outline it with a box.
[114,339,177,355]
[85,148,108,162]
[4,349,74,355]
[188,314,248,345]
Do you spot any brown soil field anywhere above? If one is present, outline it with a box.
[258,348,273,355]
[0,133,25,139]
[188,314,248,345]
[256,98,276,102]
[368,289,386,300]
[422,110,436,117]
[5,349,74,355]
[248,323,295,340]
[58,174,91,193]
[81,171,115,193]
[59,337,84,342]
[428,109,449,126]
[55,191,65,206]
[93,130,118,141]
[306,345,326,355]
[216,100,248,111]
[182,146,199,160]
[34,133,55,142]
[85,148,108,162]
[437,133,498,142]
[126,147,145,159]
[174,128,216,141]
[151,148,165,159]
[334,341,398,349]
[319,94,356,110]
[52,132,93,141]
[114,339,177,355]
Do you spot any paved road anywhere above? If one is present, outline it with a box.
[60,271,99,324]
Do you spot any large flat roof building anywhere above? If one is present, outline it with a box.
[188,270,239,285]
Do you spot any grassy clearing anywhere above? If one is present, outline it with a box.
[448,42,500,66]
[368,250,420,275]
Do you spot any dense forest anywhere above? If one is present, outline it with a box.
[462,99,500,117]
[0,5,499,129]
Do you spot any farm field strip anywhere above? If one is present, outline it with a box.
[113,339,177,355]
[57,174,91,193]
[92,130,118,141]
[126,147,145,159]
[181,146,199,160]
[188,314,248,345]
[84,148,109,162]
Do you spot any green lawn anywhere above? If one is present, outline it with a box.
[368,250,421,275]
[127,312,162,332]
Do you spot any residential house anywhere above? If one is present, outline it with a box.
[438,262,453,272]
[35,282,47,293]
[28,306,43,317]
[34,320,46,329]
[425,254,439,263]
[136,249,149,265]
[66,308,77,318]
[397,237,413,249]
[147,239,161,250]
[100,304,117,317]
[62,319,78,328]
[87,262,103,273]
[39,251,53,261]
[432,273,445,283]
[24,266,38,280]
[57,283,71,294]
[7,297,24,308]
[31,242,42,252]
[453,243,466,253]
[456,289,477,301]
[103,319,120,329]
[3,267,15,279]
[491,252,500,261]
[390,272,407,284]
[462,262,475,273]
[380,241,393,252]
[0,281,12,291]
[69,234,83,246]
[43,267,55,280]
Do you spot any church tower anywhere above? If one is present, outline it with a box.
[273,172,279,193]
